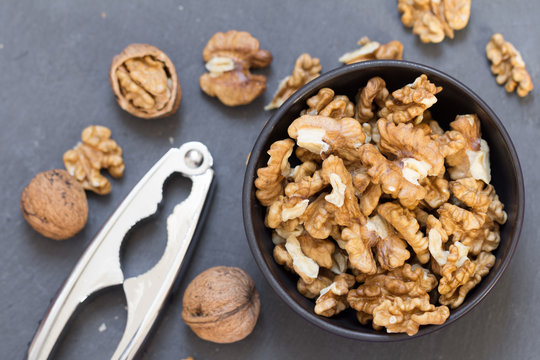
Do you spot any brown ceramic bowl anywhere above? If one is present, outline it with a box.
[242,60,524,341]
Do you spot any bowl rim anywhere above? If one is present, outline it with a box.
[242,60,524,341]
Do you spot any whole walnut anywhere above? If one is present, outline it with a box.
[181,266,260,343]
[20,169,88,240]
[110,43,181,119]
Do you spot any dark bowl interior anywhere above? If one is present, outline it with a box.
[242,60,524,341]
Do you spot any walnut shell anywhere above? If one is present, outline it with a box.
[20,169,88,240]
[181,266,260,343]
[110,43,181,119]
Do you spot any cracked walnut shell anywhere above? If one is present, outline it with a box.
[182,266,260,343]
[200,30,272,106]
[21,169,88,240]
[110,44,181,119]
[63,125,124,195]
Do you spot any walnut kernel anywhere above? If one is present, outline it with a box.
[63,125,124,195]
[397,0,471,43]
[254,74,507,336]
[339,37,403,65]
[200,30,272,106]
[265,53,321,110]
[486,33,533,97]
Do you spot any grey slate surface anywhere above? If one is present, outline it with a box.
[1,0,539,359]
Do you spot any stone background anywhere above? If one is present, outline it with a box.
[1,0,538,359]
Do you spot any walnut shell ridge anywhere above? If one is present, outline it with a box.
[181,266,260,343]
[20,169,88,240]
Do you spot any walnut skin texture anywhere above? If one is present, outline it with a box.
[255,139,294,206]
[486,33,533,97]
[339,37,403,65]
[301,88,355,120]
[377,202,429,264]
[439,252,495,308]
[266,53,321,110]
[288,115,365,162]
[110,44,181,119]
[378,74,442,124]
[321,155,364,227]
[357,144,426,209]
[397,0,471,43]
[378,118,445,177]
[181,267,260,344]
[356,76,389,123]
[347,264,448,335]
[63,125,124,195]
[315,273,356,317]
[301,193,335,240]
[20,169,88,240]
[200,30,272,106]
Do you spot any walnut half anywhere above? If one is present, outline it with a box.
[110,44,181,119]
[397,0,471,43]
[200,30,272,106]
[339,37,403,65]
[63,125,124,195]
[486,33,533,97]
[265,53,321,110]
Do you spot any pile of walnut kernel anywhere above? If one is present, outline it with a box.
[254,74,507,336]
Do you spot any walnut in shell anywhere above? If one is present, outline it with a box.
[110,44,181,119]
[20,169,88,240]
[181,266,260,343]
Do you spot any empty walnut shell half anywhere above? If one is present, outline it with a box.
[110,43,181,119]
[20,169,88,240]
[181,266,260,343]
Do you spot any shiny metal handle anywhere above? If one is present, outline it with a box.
[112,168,213,360]
[27,142,213,360]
